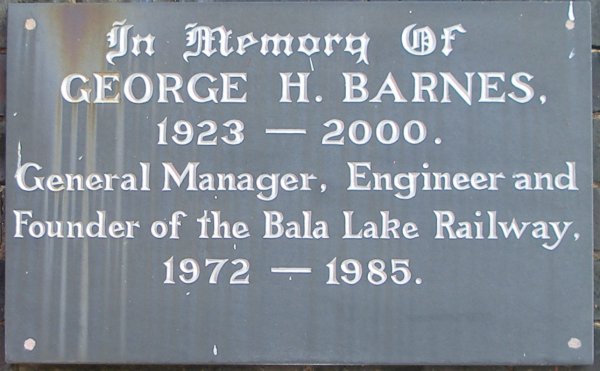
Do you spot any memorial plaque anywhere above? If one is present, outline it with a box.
[5,2,593,365]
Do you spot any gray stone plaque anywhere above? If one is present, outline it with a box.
[5,2,593,365]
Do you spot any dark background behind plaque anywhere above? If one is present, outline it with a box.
[0,0,598,370]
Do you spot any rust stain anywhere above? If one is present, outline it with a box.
[48,4,120,73]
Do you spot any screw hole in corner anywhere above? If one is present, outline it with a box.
[568,337,582,349]
[24,18,36,31]
[23,338,36,351]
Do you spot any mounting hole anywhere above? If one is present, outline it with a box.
[568,337,582,349]
[565,20,575,30]
[24,338,36,351]
[25,18,36,31]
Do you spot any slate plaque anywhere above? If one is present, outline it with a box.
[5,2,593,365]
